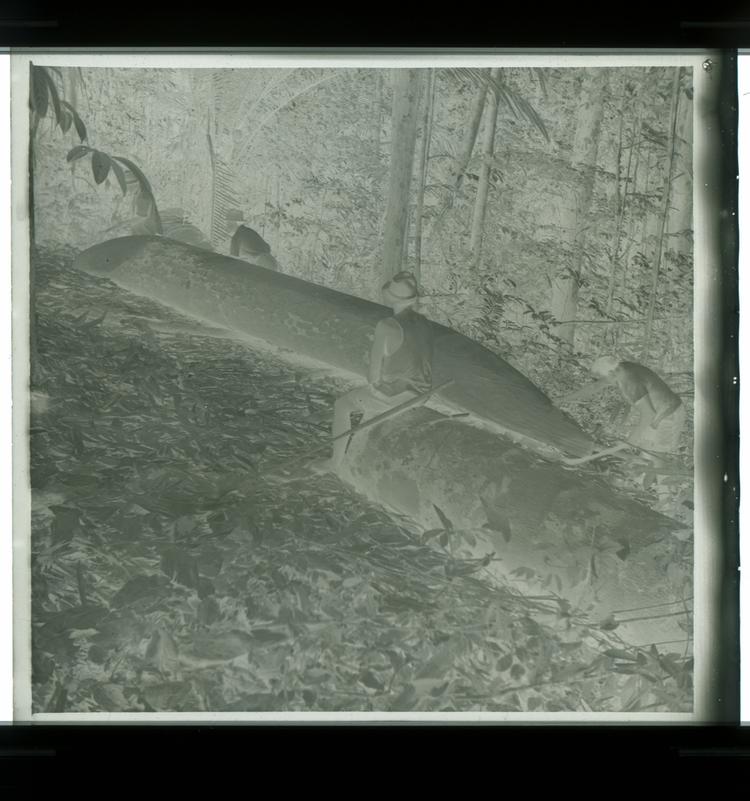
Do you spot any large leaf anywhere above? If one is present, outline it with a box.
[59,109,73,134]
[111,574,169,608]
[61,100,87,142]
[109,159,128,195]
[112,156,162,234]
[91,150,111,184]
[41,604,108,635]
[134,190,153,217]
[432,503,453,531]
[66,145,91,163]
[111,155,153,196]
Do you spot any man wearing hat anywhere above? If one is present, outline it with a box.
[565,355,685,455]
[312,271,434,473]
[230,224,281,272]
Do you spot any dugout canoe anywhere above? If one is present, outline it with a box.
[72,235,596,458]
[338,404,688,647]
[72,236,690,645]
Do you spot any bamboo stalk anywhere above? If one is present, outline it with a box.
[469,68,500,268]
[606,106,640,315]
[372,71,384,152]
[642,68,681,360]
[382,69,422,281]
[414,69,436,282]
[451,70,490,197]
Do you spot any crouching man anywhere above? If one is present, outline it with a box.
[580,356,686,456]
[311,271,434,474]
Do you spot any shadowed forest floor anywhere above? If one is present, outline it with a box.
[27,247,692,714]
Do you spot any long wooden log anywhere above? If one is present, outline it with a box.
[72,236,595,458]
[71,236,689,645]
[339,407,688,646]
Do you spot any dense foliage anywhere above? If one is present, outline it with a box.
[30,249,692,713]
[31,66,693,388]
[27,63,695,714]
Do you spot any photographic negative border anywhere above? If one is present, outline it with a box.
[8,49,739,724]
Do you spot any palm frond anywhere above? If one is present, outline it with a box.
[111,156,163,235]
[445,67,549,142]
[238,71,343,162]
[533,68,548,99]
[210,159,240,247]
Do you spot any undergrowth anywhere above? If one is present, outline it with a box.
[28,247,693,714]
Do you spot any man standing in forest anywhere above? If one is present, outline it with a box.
[311,271,434,474]
[565,355,685,456]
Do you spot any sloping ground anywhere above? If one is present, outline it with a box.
[69,235,692,648]
[27,247,693,715]
[342,412,691,647]
[73,236,595,457]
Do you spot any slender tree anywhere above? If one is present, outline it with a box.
[372,71,384,153]
[666,73,693,259]
[642,68,682,360]
[413,69,436,282]
[606,105,642,316]
[550,69,607,349]
[450,69,490,200]
[469,67,500,269]
[381,69,421,283]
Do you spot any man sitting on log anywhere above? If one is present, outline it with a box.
[566,356,685,456]
[312,271,434,473]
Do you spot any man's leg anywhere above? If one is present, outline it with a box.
[329,387,386,465]
[643,404,687,504]
[650,404,686,455]
[314,386,412,472]
[626,397,656,449]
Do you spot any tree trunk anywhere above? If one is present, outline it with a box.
[275,168,281,243]
[611,106,645,352]
[372,72,384,153]
[413,70,436,283]
[642,68,682,360]
[469,68,500,268]
[666,70,693,254]
[550,70,607,349]
[606,108,641,317]
[75,235,596,458]
[451,70,490,197]
[381,69,421,283]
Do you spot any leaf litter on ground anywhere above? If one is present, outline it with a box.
[29,246,693,715]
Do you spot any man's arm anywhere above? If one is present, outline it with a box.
[649,395,681,428]
[559,378,611,404]
[368,319,400,386]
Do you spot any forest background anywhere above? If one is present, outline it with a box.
[29,64,694,416]
[14,61,701,715]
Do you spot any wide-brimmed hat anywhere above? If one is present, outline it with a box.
[382,271,419,305]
